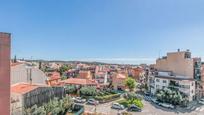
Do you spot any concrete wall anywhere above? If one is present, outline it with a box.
[0,32,10,114]
[11,86,65,114]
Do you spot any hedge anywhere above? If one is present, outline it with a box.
[95,94,120,101]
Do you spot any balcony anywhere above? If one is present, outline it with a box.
[168,81,180,89]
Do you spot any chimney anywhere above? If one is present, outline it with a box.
[0,32,10,115]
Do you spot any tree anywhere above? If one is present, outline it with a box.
[58,65,70,75]
[155,88,185,105]
[65,85,77,94]
[125,77,136,91]
[24,96,74,115]
[14,55,17,63]
[39,61,42,70]
[80,86,97,96]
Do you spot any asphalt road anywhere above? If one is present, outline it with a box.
[83,100,204,115]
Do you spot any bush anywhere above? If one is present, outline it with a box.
[155,88,188,106]
[118,98,144,109]
[24,96,73,115]
[130,99,143,109]
[117,99,129,108]
[95,94,120,101]
[80,86,97,96]
[65,85,77,94]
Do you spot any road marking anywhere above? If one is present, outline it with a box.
[196,107,200,111]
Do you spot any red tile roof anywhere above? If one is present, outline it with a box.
[60,78,97,85]
[116,74,127,79]
[11,83,46,94]
[11,62,22,67]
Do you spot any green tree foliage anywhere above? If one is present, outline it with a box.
[156,88,189,106]
[39,61,42,70]
[125,77,136,91]
[58,65,71,75]
[127,99,144,109]
[65,85,77,94]
[14,55,17,63]
[24,96,73,115]
[80,86,97,96]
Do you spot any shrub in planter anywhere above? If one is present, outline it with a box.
[95,94,120,101]
[117,99,129,108]
[80,86,97,96]
[127,99,143,109]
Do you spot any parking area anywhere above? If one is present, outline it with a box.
[83,99,204,115]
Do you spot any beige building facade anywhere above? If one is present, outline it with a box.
[155,50,194,78]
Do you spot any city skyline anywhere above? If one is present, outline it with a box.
[1,0,204,64]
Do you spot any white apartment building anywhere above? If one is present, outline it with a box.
[149,49,201,101]
[150,71,195,101]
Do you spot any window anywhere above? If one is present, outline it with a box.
[192,82,194,86]
[162,86,165,89]
[156,79,160,82]
[163,80,167,83]
[191,90,194,94]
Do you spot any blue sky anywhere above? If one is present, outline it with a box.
[0,0,204,64]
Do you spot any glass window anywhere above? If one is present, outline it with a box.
[163,80,167,83]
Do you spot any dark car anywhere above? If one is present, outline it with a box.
[127,104,142,112]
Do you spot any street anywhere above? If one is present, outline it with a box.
[84,100,204,115]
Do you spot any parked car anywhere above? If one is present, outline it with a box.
[127,104,142,112]
[169,104,175,109]
[151,98,159,105]
[159,103,175,109]
[74,97,86,103]
[144,92,151,96]
[111,103,125,110]
[87,99,99,105]
[199,98,204,104]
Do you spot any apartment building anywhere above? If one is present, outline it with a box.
[150,49,202,101]
[0,32,11,114]
[152,71,195,101]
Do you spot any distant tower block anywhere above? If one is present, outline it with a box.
[0,32,11,115]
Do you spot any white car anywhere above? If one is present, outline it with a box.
[87,99,99,105]
[151,98,159,104]
[168,104,175,109]
[199,99,204,104]
[74,97,86,103]
[111,103,125,110]
[159,103,174,109]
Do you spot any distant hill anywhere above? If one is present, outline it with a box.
[21,59,137,66]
